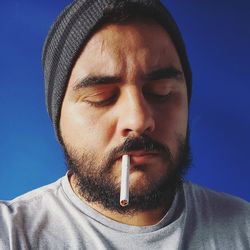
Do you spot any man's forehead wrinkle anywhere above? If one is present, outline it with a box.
[100,38,105,55]
[99,33,112,56]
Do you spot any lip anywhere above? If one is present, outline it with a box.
[117,151,159,164]
[128,150,152,156]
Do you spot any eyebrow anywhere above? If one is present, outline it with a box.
[145,66,183,81]
[73,66,183,91]
[73,76,121,91]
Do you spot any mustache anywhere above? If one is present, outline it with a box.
[104,134,173,170]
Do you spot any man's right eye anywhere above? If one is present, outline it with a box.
[84,94,118,107]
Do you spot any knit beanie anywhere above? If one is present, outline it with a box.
[42,0,192,141]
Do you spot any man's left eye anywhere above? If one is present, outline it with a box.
[144,91,172,102]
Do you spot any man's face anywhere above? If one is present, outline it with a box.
[60,19,190,213]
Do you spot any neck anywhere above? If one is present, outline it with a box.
[69,174,174,226]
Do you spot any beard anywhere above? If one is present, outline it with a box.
[61,133,192,214]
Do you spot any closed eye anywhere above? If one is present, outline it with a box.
[144,91,172,103]
[84,93,118,107]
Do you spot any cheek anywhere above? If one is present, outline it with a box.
[60,103,116,149]
[154,95,188,138]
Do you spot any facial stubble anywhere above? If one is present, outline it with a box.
[62,134,191,214]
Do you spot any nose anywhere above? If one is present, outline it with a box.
[117,87,155,138]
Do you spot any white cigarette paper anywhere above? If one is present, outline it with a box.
[120,155,130,207]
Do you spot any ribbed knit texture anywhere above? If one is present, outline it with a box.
[42,0,192,141]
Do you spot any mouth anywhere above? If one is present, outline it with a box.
[117,151,159,165]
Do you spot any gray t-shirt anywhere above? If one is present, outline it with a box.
[0,174,250,250]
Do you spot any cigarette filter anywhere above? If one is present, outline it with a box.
[120,155,130,207]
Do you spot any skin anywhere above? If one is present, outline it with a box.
[60,19,188,226]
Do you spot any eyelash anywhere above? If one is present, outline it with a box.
[144,91,172,102]
[85,91,172,108]
[85,95,118,107]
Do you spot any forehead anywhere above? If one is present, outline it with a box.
[85,19,177,56]
[69,19,181,82]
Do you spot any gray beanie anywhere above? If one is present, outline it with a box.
[42,0,192,141]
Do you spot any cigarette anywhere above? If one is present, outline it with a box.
[120,155,130,207]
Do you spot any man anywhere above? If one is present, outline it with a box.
[0,0,249,249]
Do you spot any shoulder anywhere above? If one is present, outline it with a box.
[180,182,250,249]
[184,181,250,207]
[183,181,250,223]
[0,177,64,217]
[0,177,66,247]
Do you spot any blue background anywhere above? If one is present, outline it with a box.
[0,1,249,201]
